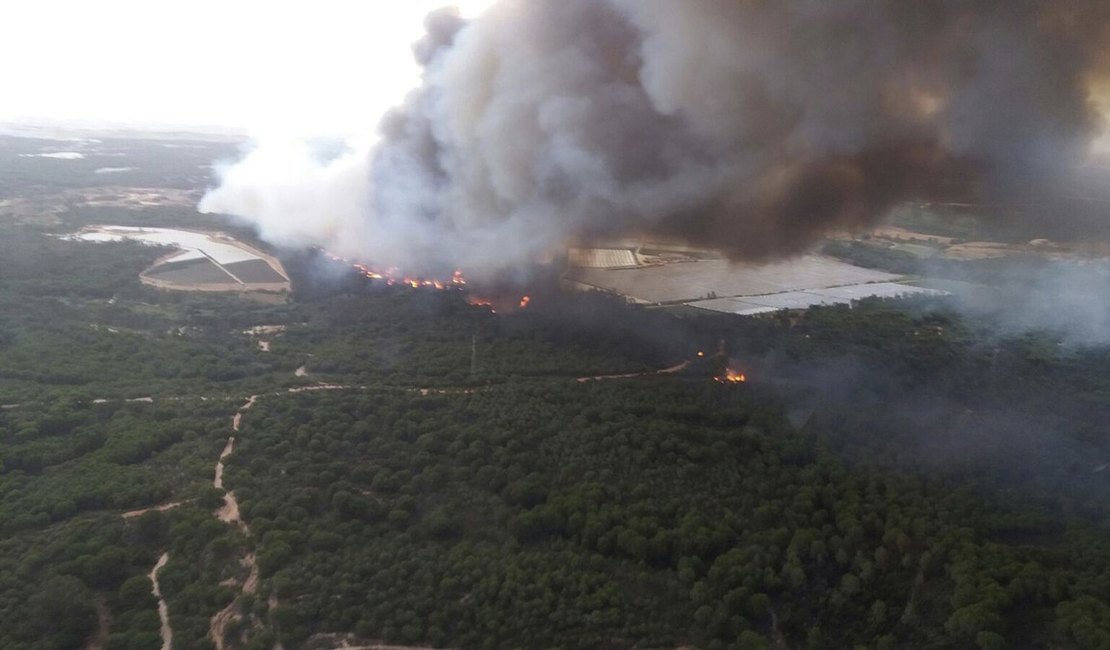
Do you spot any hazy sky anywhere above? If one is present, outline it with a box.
[1,0,495,135]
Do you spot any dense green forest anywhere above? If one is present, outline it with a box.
[1,135,1109,649]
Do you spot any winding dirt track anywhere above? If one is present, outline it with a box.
[210,395,260,650]
[214,438,234,490]
[150,553,172,650]
[576,361,690,383]
[121,501,185,519]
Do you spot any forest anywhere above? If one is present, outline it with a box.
[1,135,1109,648]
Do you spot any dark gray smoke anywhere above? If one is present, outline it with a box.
[201,0,1110,278]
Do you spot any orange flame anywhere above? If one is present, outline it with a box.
[324,250,536,315]
[716,369,747,384]
[328,250,467,290]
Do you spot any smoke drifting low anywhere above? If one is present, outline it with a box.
[201,0,1110,278]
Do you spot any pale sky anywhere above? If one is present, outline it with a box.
[1,0,496,136]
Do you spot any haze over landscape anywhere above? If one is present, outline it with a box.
[3,2,1110,649]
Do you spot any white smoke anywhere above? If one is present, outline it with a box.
[201,139,372,255]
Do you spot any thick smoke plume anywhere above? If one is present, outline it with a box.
[201,0,1110,278]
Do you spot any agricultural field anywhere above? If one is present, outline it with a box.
[65,225,291,294]
[564,250,934,314]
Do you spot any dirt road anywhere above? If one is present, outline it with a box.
[150,553,172,650]
[214,438,234,490]
[576,361,690,383]
[121,501,185,519]
[209,395,261,649]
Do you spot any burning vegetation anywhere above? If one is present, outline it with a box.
[326,250,467,289]
[324,249,532,312]
[716,369,747,384]
[464,293,532,313]
[691,348,749,384]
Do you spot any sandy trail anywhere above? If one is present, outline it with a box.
[209,395,262,648]
[576,361,689,383]
[122,501,186,519]
[210,605,235,650]
[214,436,248,530]
[243,325,287,335]
[229,395,257,433]
[288,383,351,393]
[210,553,261,650]
[15,383,366,414]
[150,552,172,650]
[216,490,242,526]
[214,438,234,489]
[242,553,259,594]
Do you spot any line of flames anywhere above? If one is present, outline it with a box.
[352,263,466,290]
[324,251,467,289]
[324,251,530,311]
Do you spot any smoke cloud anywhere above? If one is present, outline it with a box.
[200,0,1110,278]
[934,259,1110,346]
